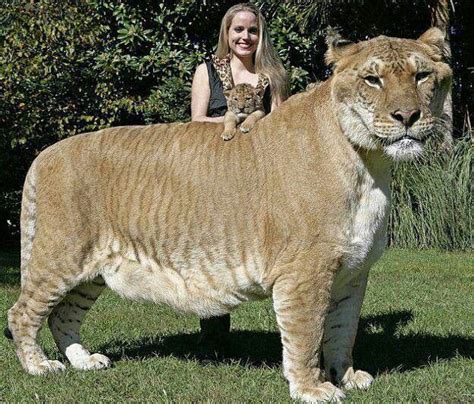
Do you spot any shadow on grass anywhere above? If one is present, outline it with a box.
[106,330,282,368]
[101,310,473,374]
[354,311,473,374]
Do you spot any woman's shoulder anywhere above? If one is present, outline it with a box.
[195,62,209,74]
[194,62,213,83]
[195,58,222,78]
[196,54,227,69]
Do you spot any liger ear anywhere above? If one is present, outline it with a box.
[417,27,446,60]
[324,29,360,67]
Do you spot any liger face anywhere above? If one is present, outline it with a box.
[331,36,452,161]
[228,11,259,58]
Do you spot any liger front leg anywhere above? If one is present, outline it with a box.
[272,255,345,403]
[323,268,374,390]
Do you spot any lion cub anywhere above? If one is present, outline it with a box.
[221,83,266,141]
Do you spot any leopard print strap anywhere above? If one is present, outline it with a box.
[211,54,234,91]
[255,73,270,111]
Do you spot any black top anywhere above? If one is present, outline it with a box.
[205,61,272,118]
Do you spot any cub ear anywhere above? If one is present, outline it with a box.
[418,27,446,59]
[324,29,359,67]
[223,89,231,97]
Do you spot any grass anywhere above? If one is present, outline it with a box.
[389,135,472,250]
[0,248,473,402]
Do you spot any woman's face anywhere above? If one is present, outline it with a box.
[228,11,259,58]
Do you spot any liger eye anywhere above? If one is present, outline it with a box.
[364,75,382,87]
[415,71,431,83]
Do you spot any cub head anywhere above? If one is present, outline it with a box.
[224,83,262,119]
[326,28,452,160]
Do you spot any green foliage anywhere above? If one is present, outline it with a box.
[389,135,473,250]
[1,1,102,145]
[260,2,318,91]
[87,0,210,125]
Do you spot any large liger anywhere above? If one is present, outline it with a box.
[7,28,451,403]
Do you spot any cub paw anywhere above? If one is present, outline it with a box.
[28,360,66,375]
[221,130,235,141]
[239,124,253,133]
[291,381,345,403]
[73,353,112,371]
[341,368,374,390]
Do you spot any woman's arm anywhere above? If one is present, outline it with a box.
[191,63,224,123]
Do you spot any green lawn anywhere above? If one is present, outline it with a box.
[1,249,473,402]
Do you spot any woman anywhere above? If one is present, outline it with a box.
[191,2,289,122]
[191,3,289,346]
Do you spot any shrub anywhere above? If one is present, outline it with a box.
[389,134,472,250]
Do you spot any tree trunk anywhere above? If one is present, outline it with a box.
[430,0,453,148]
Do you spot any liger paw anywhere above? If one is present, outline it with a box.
[291,381,345,403]
[72,353,112,371]
[341,368,374,390]
[28,360,66,375]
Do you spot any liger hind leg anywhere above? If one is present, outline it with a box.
[48,277,111,370]
[323,269,374,390]
[7,269,70,375]
[272,255,345,403]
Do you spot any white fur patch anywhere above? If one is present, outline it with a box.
[65,343,111,370]
[65,343,91,366]
[343,154,391,271]
[338,104,378,151]
[384,138,424,161]
[100,243,267,318]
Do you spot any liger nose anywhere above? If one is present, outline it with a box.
[390,109,421,128]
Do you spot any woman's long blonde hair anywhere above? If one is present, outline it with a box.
[216,3,289,103]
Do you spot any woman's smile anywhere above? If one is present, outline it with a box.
[228,11,259,57]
